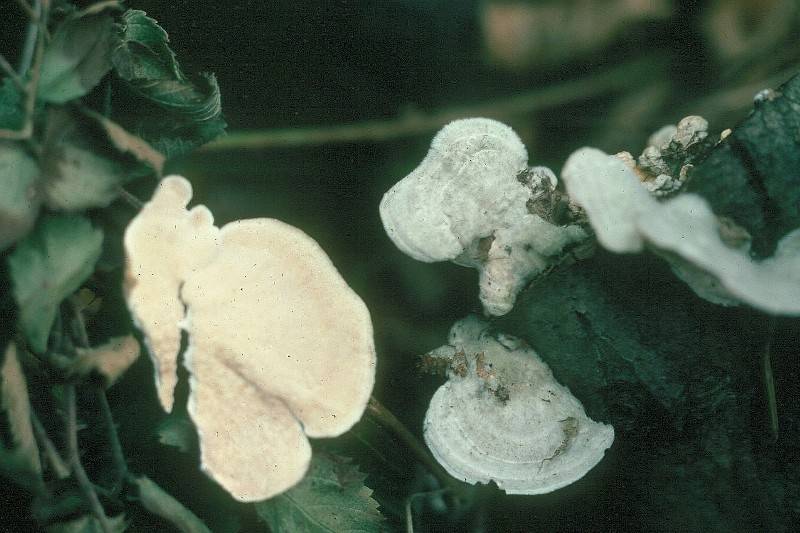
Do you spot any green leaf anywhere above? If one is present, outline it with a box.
[8,214,103,353]
[255,453,385,533]
[38,13,114,104]
[130,475,212,533]
[40,108,130,211]
[0,343,42,490]
[110,10,182,81]
[110,10,226,158]
[0,141,41,250]
[0,78,24,129]
[44,514,127,533]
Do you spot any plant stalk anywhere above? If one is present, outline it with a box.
[65,384,115,533]
[366,396,462,493]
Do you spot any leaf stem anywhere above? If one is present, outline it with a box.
[65,384,115,533]
[129,475,212,533]
[70,298,129,493]
[117,187,145,210]
[762,317,778,441]
[13,0,37,20]
[0,0,47,141]
[0,54,25,91]
[96,387,127,493]
[366,396,462,493]
[405,488,449,533]
[30,410,70,479]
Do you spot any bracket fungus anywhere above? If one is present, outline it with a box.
[423,317,614,494]
[561,147,800,314]
[124,176,376,501]
[380,118,587,316]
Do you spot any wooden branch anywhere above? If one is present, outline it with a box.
[200,56,663,151]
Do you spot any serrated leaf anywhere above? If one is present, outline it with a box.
[38,13,114,104]
[131,475,212,533]
[8,215,103,353]
[255,453,385,533]
[110,9,226,158]
[68,335,140,387]
[83,109,165,174]
[0,141,41,250]
[0,78,24,129]
[0,343,42,489]
[110,10,181,81]
[44,514,126,533]
[40,108,130,211]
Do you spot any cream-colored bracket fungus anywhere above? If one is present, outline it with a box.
[423,316,614,494]
[380,118,587,316]
[561,148,800,314]
[124,176,376,502]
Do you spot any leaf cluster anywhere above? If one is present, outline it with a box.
[0,2,233,531]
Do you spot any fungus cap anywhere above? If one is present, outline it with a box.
[123,177,219,412]
[380,118,586,315]
[124,176,376,501]
[423,317,614,494]
[561,148,800,315]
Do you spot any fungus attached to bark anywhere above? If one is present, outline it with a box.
[124,176,376,501]
[561,148,800,314]
[380,118,587,316]
[423,317,614,494]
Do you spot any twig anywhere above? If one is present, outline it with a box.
[366,396,462,493]
[117,187,145,210]
[65,384,115,533]
[17,0,41,75]
[30,410,70,480]
[129,475,212,533]
[0,54,25,91]
[762,318,779,442]
[70,298,129,493]
[0,0,46,140]
[405,488,449,533]
[70,298,91,349]
[96,387,127,494]
[200,56,663,151]
[13,0,37,20]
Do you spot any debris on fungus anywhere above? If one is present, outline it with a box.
[380,118,587,316]
[616,115,711,197]
[422,316,614,494]
[561,148,800,314]
[124,176,376,501]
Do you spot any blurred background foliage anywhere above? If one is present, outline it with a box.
[2,0,800,531]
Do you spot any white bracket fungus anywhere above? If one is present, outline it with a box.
[561,148,800,314]
[380,118,587,316]
[423,316,614,495]
[124,176,376,501]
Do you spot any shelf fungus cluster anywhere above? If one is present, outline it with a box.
[380,118,588,316]
[423,317,614,494]
[561,146,800,314]
[124,176,376,501]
